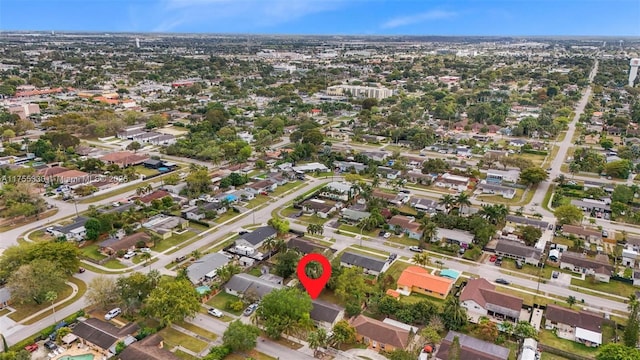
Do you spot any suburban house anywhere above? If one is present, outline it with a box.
[505,215,549,230]
[99,232,153,255]
[335,161,367,173]
[186,253,231,285]
[301,199,337,219]
[561,225,603,244]
[100,151,149,168]
[292,162,329,173]
[287,237,334,255]
[341,208,371,222]
[319,181,353,201]
[495,240,543,266]
[435,331,510,360]
[460,278,523,323]
[350,315,411,352]
[485,169,521,184]
[544,304,604,347]
[310,300,345,331]
[72,318,140,356]
[340,252,389,276]
[570,199,611,215]
[409,197,439,213]
[235,226,277,250]
[559,252,613,282]
[0,287,11,309]
[246,179,277,194]
[377,166,402,180]
[138,190,172,205]
[395,266,454,299]
[360,151,389,162]
[403,171,435,184]
[225,273,283,299]
[118,334,181,360]
[509,139,527,147]
[181,202,227,221]
[142,215,189,240]
[388,215,422,240]
[50,216,89,241]
[477,182,516,199]
[622,245,638,267]
[434,173,471,192]
[434,228,475,247]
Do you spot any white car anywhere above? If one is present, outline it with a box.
[105,307,122,321]
[140,248,151,253]
[123,251,136,259]
[383,232,391,239]
[207,308,223,318]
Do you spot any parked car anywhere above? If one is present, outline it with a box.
[44,341,57,351]
[239,230,249,235]
[105,307,122,321]
[388,253,398,262]
[552,271,560,279]
[243,303,259,316]
[489,255,497,262]
[383,232,391,239]
[515,260,523,269]
[548,224,554,230]
[602,230,609,238]
[123,251,136,259]
[24,343,39,352]
[408,246,423,253]
[207,308,223,318]
[175,255,187,263]
[378,230,386,237]
[78,267,86,273]
[140,247,151,253]
[495,278,510,285]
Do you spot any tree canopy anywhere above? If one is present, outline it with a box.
[144,278,201,326]
[255,287,313,339]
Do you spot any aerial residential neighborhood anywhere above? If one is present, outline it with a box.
[0,3,639,360]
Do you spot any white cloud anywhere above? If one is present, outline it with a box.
[153,0,347,32]
[381,10,457,29]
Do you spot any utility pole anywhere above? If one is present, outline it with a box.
[74,198,79,218]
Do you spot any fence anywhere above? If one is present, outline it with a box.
[538,344,594,360]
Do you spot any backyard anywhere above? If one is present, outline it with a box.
[538,330,598,359]
[158,327,209,353]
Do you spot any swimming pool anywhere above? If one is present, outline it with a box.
[58,355,95,360]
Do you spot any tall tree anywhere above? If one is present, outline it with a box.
[330,320,356,348]
[554,204,584,225]
[624,294,640,348]
[454,192,472,213]
[519,166,548,185]
[86,276,119,309]
[144,278,201,327]
[442,296,468,330]
[439,194,456,214]
[222,320,260,353]
[255,287,313,339]
[448,336,461,360]
[7,260,66,305]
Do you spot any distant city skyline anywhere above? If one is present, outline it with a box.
[0,0,639,36]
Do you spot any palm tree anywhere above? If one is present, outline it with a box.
[438,194,455,213]
[45,291,58,323]
[371,176,380,189]
[264,237,277,259]
[308,328,328,357]
[419,219,437,245]
[566,295,576,308]
[455,192,472,214]
[145,184,153,193]
[412,253,430,267]
[139,252,152,268]
[191,249,202,260]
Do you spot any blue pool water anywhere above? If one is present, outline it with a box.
[58,355,95,360]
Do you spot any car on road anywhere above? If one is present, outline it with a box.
[489,255,497,262]
[24,343,39,352]
[243,303,259,316]
[495,278,510,285]
[78,267,86,273]
[105,307,122,321]
[408,246,423,253]
[383,232,391,239]
[548,224,554,230]
[546,168,553,172]
[175,255,187,263]
[602,230,608,238]
[207,308,223,318]
[388,253,398,262]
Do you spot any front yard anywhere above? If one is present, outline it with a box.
[153,231,197,252]
[538,330,598,359]
[206,291,243,316]
[570,277,636,298]
[158,327,208,353]
[80,244,108,261]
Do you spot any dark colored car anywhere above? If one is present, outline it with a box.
[44,340,57,351]
[78,267,86,273]
[495,278,510,285]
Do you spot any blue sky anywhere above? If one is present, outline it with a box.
[0,0,639,36]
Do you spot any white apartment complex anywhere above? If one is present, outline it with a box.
[326,85,394,100]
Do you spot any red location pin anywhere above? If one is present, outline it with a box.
[297,253,331,299]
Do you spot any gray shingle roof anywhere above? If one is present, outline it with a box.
[225,273,283,299]
[340,252,386,272]
[239,226,277,246]
[186,253,231,284]
[311,300,344,324]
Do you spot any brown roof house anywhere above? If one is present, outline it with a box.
[301,199,337,219]
[544,304,604,347]
[99,232,152,255]
[350,315,411,352]
[460,278,523,323]
[72,318,139,356]
[562,225,603,244]
[100,151,149,168]
[388,215,422,240]
[435,331,510,360]
[118,334,180,360]
[559,251,613,282]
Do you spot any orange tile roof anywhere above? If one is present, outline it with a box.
[397,266,454,295]
[386,289,400,298]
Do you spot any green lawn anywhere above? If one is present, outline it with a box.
[345,245,388,260]
[153,231,196,252]
[80,244,108,261]
[206,292,243,316]
[133,165,159,177]
[227,351,277,360]
[384,261,410,282]
[338,224,378,237]
[176,321,218,341]
[174,349,200,360]
[103,259,127,269]
[570,277,636,298]
[270,181,302,196]
[386,234,419,246]
[213,211,240,225]
[246,195,271,209]
[538,330,598,359]
[29,230,51,242]
[298,214,330,225]
[9,282,75,322]
[279,207,300,217]
[23,277,88,325]
[158,327,208,353]
[500,258,553,278]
